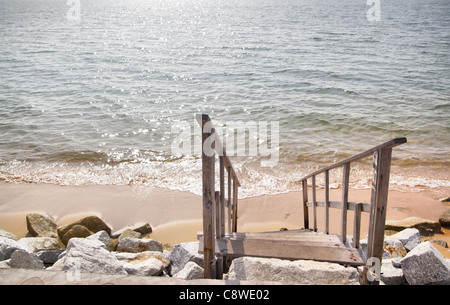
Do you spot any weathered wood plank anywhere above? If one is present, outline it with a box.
[222,232,343,243]
[366,148,393,285]
[200,115,215,279]
[198,237,364,266]
[306,200,371,212]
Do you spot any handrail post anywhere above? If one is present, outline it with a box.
[311,175,317,232]
[302,179,309,229]
[200,116,215,279]
[227,166,232,234]
[353,202,362,248]
[232,177,238,233]
[341,163,350,243]
[215,191,223,279]
[219,157,226,239]
[324,170,330,234]
[365,147,393,285]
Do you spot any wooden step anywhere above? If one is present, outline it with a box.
[198,231,364,266]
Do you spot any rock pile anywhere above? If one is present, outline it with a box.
[1,213,449,284]
[378,214,450,285]
[0,213,200,280]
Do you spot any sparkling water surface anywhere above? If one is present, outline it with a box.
[0,0,449,196]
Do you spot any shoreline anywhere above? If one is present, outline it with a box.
[0,181,448,257]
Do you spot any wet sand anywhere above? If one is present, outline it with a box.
[0,182,448,257]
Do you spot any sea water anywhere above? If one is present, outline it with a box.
[0,0,448,197]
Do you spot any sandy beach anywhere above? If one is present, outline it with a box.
[0,182,448,258]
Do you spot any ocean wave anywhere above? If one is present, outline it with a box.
[0,158,448,198]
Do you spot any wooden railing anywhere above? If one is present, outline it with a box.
[196,114,240,279]
[196,113,406,283]
[299,137,407,284]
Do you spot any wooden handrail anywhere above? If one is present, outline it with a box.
[197,113,241,279]
[299,138,406,181]
[299,137,407,285]
[195,114,241,187]
[197,113,407,284]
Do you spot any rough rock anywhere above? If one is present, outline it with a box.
[401,241,450,285]
[439,207,450,228]
[169,242,204,276]
[431,239,448,248]
[86,230,115,251]
[0,229,18,241]
[26,213,58,239]
[18,237,65,253]
[0,237,27,261]
[390,228,421,252]
[9,249,44,270]
[380,259,406,285]
[114,251,170,268]
[0,260,10,269]
[118,229,141,241]
[385,217,441,236]
[133,223,153,235]
[61,225,94,246]
[121,254,165,276]
[173,261,204,280]
[36,250,65,264]
[391,257,402,268]
[383,237,407,258]
[114,251,168,276]
[111,223,152,239]
[55,238,127,276]
[57,216,112,238]
[226,257,360,285]
[116,237,162,253]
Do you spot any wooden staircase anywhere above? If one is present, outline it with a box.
[196,114,406,284]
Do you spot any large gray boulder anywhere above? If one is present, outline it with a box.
[114,251,169,276]
[86,230,114,251]
[55,238,127,276]
[173,261,204,280]
[0,237,27,261]
[9,249,44,270]
[380,259,406,285]
[390,228,421,252]
[169,242,204,276]
[226,257,360,285]
[121,257,165,276]
[401,241,450,285]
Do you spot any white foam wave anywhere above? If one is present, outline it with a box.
[0,159,448,198]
